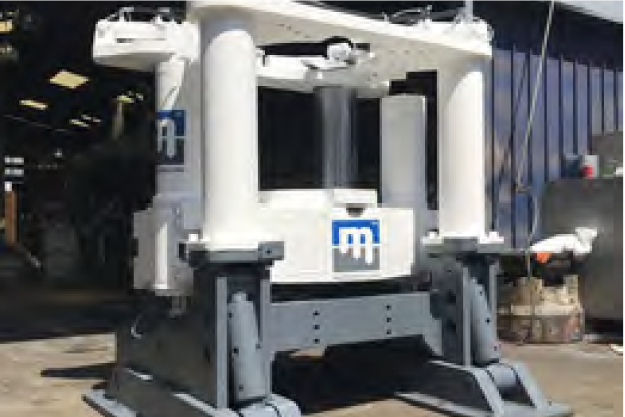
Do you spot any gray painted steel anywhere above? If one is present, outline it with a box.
[86,254,571,417]
[228,292,268,403]
[269,292,442,354]
[486,363,520,392]
[332,247,380,272]
[186,241,284,266]
[469,278,501,365]
[397,360,571,417]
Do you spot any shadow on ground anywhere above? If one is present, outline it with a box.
[0,291,132,343]
[40,341,435,415]
[42,362,114,380]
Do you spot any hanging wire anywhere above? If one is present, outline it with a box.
[513,1,556,342]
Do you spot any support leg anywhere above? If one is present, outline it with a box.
[84,263,301,417]
[397,360,571,417]
[397,256,571,417]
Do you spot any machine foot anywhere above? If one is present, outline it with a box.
[85,389,300,417]
[396,360,572,417]
[85,389,135,417]
[84,388,239,417]
[84,369,300,417]
[238,395,302,417]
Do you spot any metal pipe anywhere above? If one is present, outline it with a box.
[464,0,474,20]
[315,86,357,188]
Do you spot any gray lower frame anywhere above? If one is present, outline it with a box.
[397,360,571,417]
[84,255,572,417]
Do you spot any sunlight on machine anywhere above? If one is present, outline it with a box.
[85,3,571,417]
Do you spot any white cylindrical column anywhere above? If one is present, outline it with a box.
[437,58,487,238]
[153,54,203,294]
[200,13,261,250]
[156,57,186,195]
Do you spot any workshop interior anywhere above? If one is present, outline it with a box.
[0,2,622,417]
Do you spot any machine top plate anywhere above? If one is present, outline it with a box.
[189,0,492,80]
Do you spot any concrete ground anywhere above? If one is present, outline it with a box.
[0,293,621,417]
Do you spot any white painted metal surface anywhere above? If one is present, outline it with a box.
[94,11,201,294]
[200,13,266,250]
[190,0,496,247]
[94,1,502,288]
[259,190,415,284]
[93,14,198,71]
[189,1,492,69]
[437,58,487,238]
[381,95,435,266]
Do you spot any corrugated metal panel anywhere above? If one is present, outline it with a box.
[481,2,623,249]
[618,72,623,129]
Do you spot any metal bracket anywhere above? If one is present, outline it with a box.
[184,241,284,267]
[424,236,505,256]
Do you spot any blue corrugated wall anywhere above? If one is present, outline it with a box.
[476,2,623,248]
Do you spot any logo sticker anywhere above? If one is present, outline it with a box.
[332,219,380,272]
[157,109,185,166]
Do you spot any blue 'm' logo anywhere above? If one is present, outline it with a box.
[332,220,380,246]
[332,219,380,271]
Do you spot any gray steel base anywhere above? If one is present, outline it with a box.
[399,393,570,417]
[85,386,299,417]
[396,360,572,417]
[84,256,570,417]
[85,390,239,417]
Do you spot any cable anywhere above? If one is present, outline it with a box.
[488,2,554,343]
[517,0,555,250]
[515,1,555,343]
[515,1,555,200]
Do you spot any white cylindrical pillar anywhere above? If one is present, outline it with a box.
[200,13,261,250]
[156,57,186,195]
[437,58,487,238]
[153,54,203,294]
